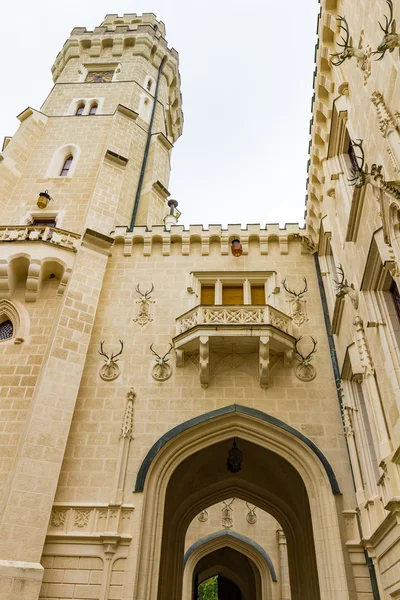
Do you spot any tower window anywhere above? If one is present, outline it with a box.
[147,80,153,92]
[76,103,85,116]
[60,155,73,177]
[89,103,98,115]
[0,319,13,341]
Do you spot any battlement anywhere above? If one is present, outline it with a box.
[101,13,166,37]
[113,223,314,256]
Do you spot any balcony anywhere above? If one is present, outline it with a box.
[173,304,295,388]
[0,225,80,251]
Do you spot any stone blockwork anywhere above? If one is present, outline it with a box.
[1,2,400,599]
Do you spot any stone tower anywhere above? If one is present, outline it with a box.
[1,4,400,600]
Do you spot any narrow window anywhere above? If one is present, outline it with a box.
[147,80,152,92]
[201,285,215,305]
[89,103,98,115]
[0,319,13,341]
[76,103,85,116]
[251,285,265,305]
[60,155,73,177]
[390,280,400,323]
[222,285,244,305]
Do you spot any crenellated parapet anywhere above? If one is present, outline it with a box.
[114,223,312,257]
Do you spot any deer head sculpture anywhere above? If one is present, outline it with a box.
[282,278,309,325]
[282,278,308,307]
[347,140,368,188]
[246,503,257,524]
[331,17,366,66]
[294,336,317,367]
[333,265,359,308]
[374,0,399,60]
[150,343,173,381]
[133,284,155,326]
[98,340,124,381]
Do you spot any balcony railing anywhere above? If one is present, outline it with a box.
[177,304,292,336]
[0,226,80,252]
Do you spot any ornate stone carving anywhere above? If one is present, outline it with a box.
[121,388,135,438]
[0,225,80,251]
[246,503,257,524]
[197,510,209,523]
[50,509,67,528]
[331,17,371,80]
[150,343,173,381]
[294,336,317,382]
[133,284,154,327]
[371,91,400,173]
[259,337,269,389]
[199,336,210,389]
[221,499,235,529]
[353,316,374,377]
[74,509,91,528]
[98,340,123,381]
[292,233,316,253]
[282,277,309,326]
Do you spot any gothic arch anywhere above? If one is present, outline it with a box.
[184,531,272,600]
[182,530,277,600]
[0,298,28,343]
[45,143,81,178]
[134,404,340,494]
[132,405,349,600]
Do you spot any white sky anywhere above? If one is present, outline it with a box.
[1,0,319,228]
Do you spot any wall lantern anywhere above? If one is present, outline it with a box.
[37,190,52,209]
[226,438,242,473]
[231,238,242,257]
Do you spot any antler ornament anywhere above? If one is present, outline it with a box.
[333,265,359,309]
[246,503,257,524]
[331,16,367,67]
[294,336,317,382]
[150,343,173,381]
[282,277,309,325]
[222,498,235,529]
[133,284,155,327]
[98,340,124,381]
[374,0,400,60]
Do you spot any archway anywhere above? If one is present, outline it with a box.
[133,405,349,600]
[196,548,257,600]
[183,531,277,600]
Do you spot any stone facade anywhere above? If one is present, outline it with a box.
[0,3,399,599]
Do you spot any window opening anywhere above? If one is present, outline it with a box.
[251,285,265,305]
[89,103,98,115]
[390,280,400,323]
[222,285,244,305]
[146,80,152,91]
[0,319,13,341]
[76,103,85,115]
[60,155,73,176]
[201,285,215,305]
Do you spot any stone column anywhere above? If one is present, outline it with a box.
[277,529,291,600]
[0,229,113,600]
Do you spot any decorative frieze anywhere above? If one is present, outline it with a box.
[47,505,134,536]
[0,225,80,251]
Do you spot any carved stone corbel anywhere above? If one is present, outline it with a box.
[259,336,269,388]
[353,317,374,377]
[199,336,210,389]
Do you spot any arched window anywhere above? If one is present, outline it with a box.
[76,103,85,116]
[0,319,13,341]
[89,103,98,115]
[147,80,153,92]
[60,155,73,177]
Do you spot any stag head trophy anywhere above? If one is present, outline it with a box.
[347,140,369,188]
[331,17,366,67]
[150,343,173,381]
[133,284,154,327]
[282,277,309,325]
[246,503,257,524]
[98,340,124,381]
[294,336,317,382]
[333,265,359,309]
[222,499,235,529]
[374,0,400,60]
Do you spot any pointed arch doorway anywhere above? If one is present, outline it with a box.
[133,405,350,600]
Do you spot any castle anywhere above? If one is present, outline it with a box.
[1,2,400,599]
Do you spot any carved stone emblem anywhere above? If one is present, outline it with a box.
[74,509,91,528]
[133,284,154,327]
[222,499,235,529]
[50,509,67,528]
[282,277,309,326]
[197,510,209,523]
[294,336,317,382]
[150,343,173,381]
[98,340,123,381]
[246,503,257,524]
